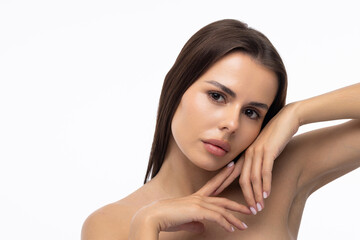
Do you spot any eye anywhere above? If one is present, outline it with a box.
[208,91,226,103]
[244,109,260,120]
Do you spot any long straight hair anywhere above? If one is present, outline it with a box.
[144,19,287,183]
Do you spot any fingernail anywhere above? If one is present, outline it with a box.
[231,226,235,232]
[263,191,268,199]
[250,207,257,215]
[227,161,234,167]
[256,202,262,212]
[242,222,248,229]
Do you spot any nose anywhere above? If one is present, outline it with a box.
[218,105,241,134]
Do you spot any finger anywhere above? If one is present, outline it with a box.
[213,157,244,196]
[204,196,252,215]
[194,207,239,232]
[196,161,235,196]
[262,151,274,199]
[239,150,257,215]
[197,201,248,231]
[250,149,264,211]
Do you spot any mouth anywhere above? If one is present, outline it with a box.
[202,139,231,157]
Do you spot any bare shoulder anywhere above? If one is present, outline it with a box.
[81,199,135,240]
[81,186,153,240]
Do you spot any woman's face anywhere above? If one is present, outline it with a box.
[171,51,278,171]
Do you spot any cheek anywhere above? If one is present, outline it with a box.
[174,93,213,130]
[171,92,217,156]
[171,94,202,147]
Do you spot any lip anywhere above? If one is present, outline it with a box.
[202,139,231,152]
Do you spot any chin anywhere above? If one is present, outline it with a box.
[190,157,226,172]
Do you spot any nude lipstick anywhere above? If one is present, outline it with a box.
[202,139,231,157]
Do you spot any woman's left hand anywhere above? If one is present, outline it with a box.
[214,103,301,214]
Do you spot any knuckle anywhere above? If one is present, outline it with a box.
[245,148,254,157]
[250,174,260,183]
[218,208,228,216]
[255,191,263,200]
[262,169,272,177]
[191,196,203,205]
[239,177,248,187]
[213,212,226,223]
[191,194,202,200]
[254,146,263,153]
[192,203,203,212]
[263,145,272,153]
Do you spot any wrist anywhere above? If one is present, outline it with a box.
[129,207,160,240]
[287,101,306,127]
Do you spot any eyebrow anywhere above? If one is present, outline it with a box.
[205,80,269,110]
[206,80,236,98]
[248,102,269,110]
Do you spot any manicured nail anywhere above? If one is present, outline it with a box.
[227,161,234,167]
[256,202,262,212]
[231,226,235,232]
[263,191,268,199]
[250,207,257,215]
[242,222,248,229]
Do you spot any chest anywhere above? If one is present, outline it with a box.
[158,159,306,240]
[158,217,295,240]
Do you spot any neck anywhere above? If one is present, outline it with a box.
[150,135,220,198]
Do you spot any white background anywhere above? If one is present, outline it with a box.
[1,0,359,239]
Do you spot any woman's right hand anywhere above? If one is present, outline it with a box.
[129,161,251,238]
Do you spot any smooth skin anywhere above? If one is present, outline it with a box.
[81,52,360,240]
[216,81,360,215]
[129,162,250,239]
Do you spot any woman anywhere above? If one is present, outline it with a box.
[81,19,360,239]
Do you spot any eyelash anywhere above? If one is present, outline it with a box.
[208,91,227,103]
[244,109,260,120]
[207,91,261,120]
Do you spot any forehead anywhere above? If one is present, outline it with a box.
[195,51,278,104]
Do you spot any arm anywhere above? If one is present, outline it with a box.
[296,82,360,124]
[128,162,250,239]
[81,162,251,240]
[215,83,360,213]
[270,83,360,200]
[129,212,159,240]
[292,119,360,194]
[291,83,360,193]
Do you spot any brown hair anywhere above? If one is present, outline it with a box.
[144,19,287,183]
